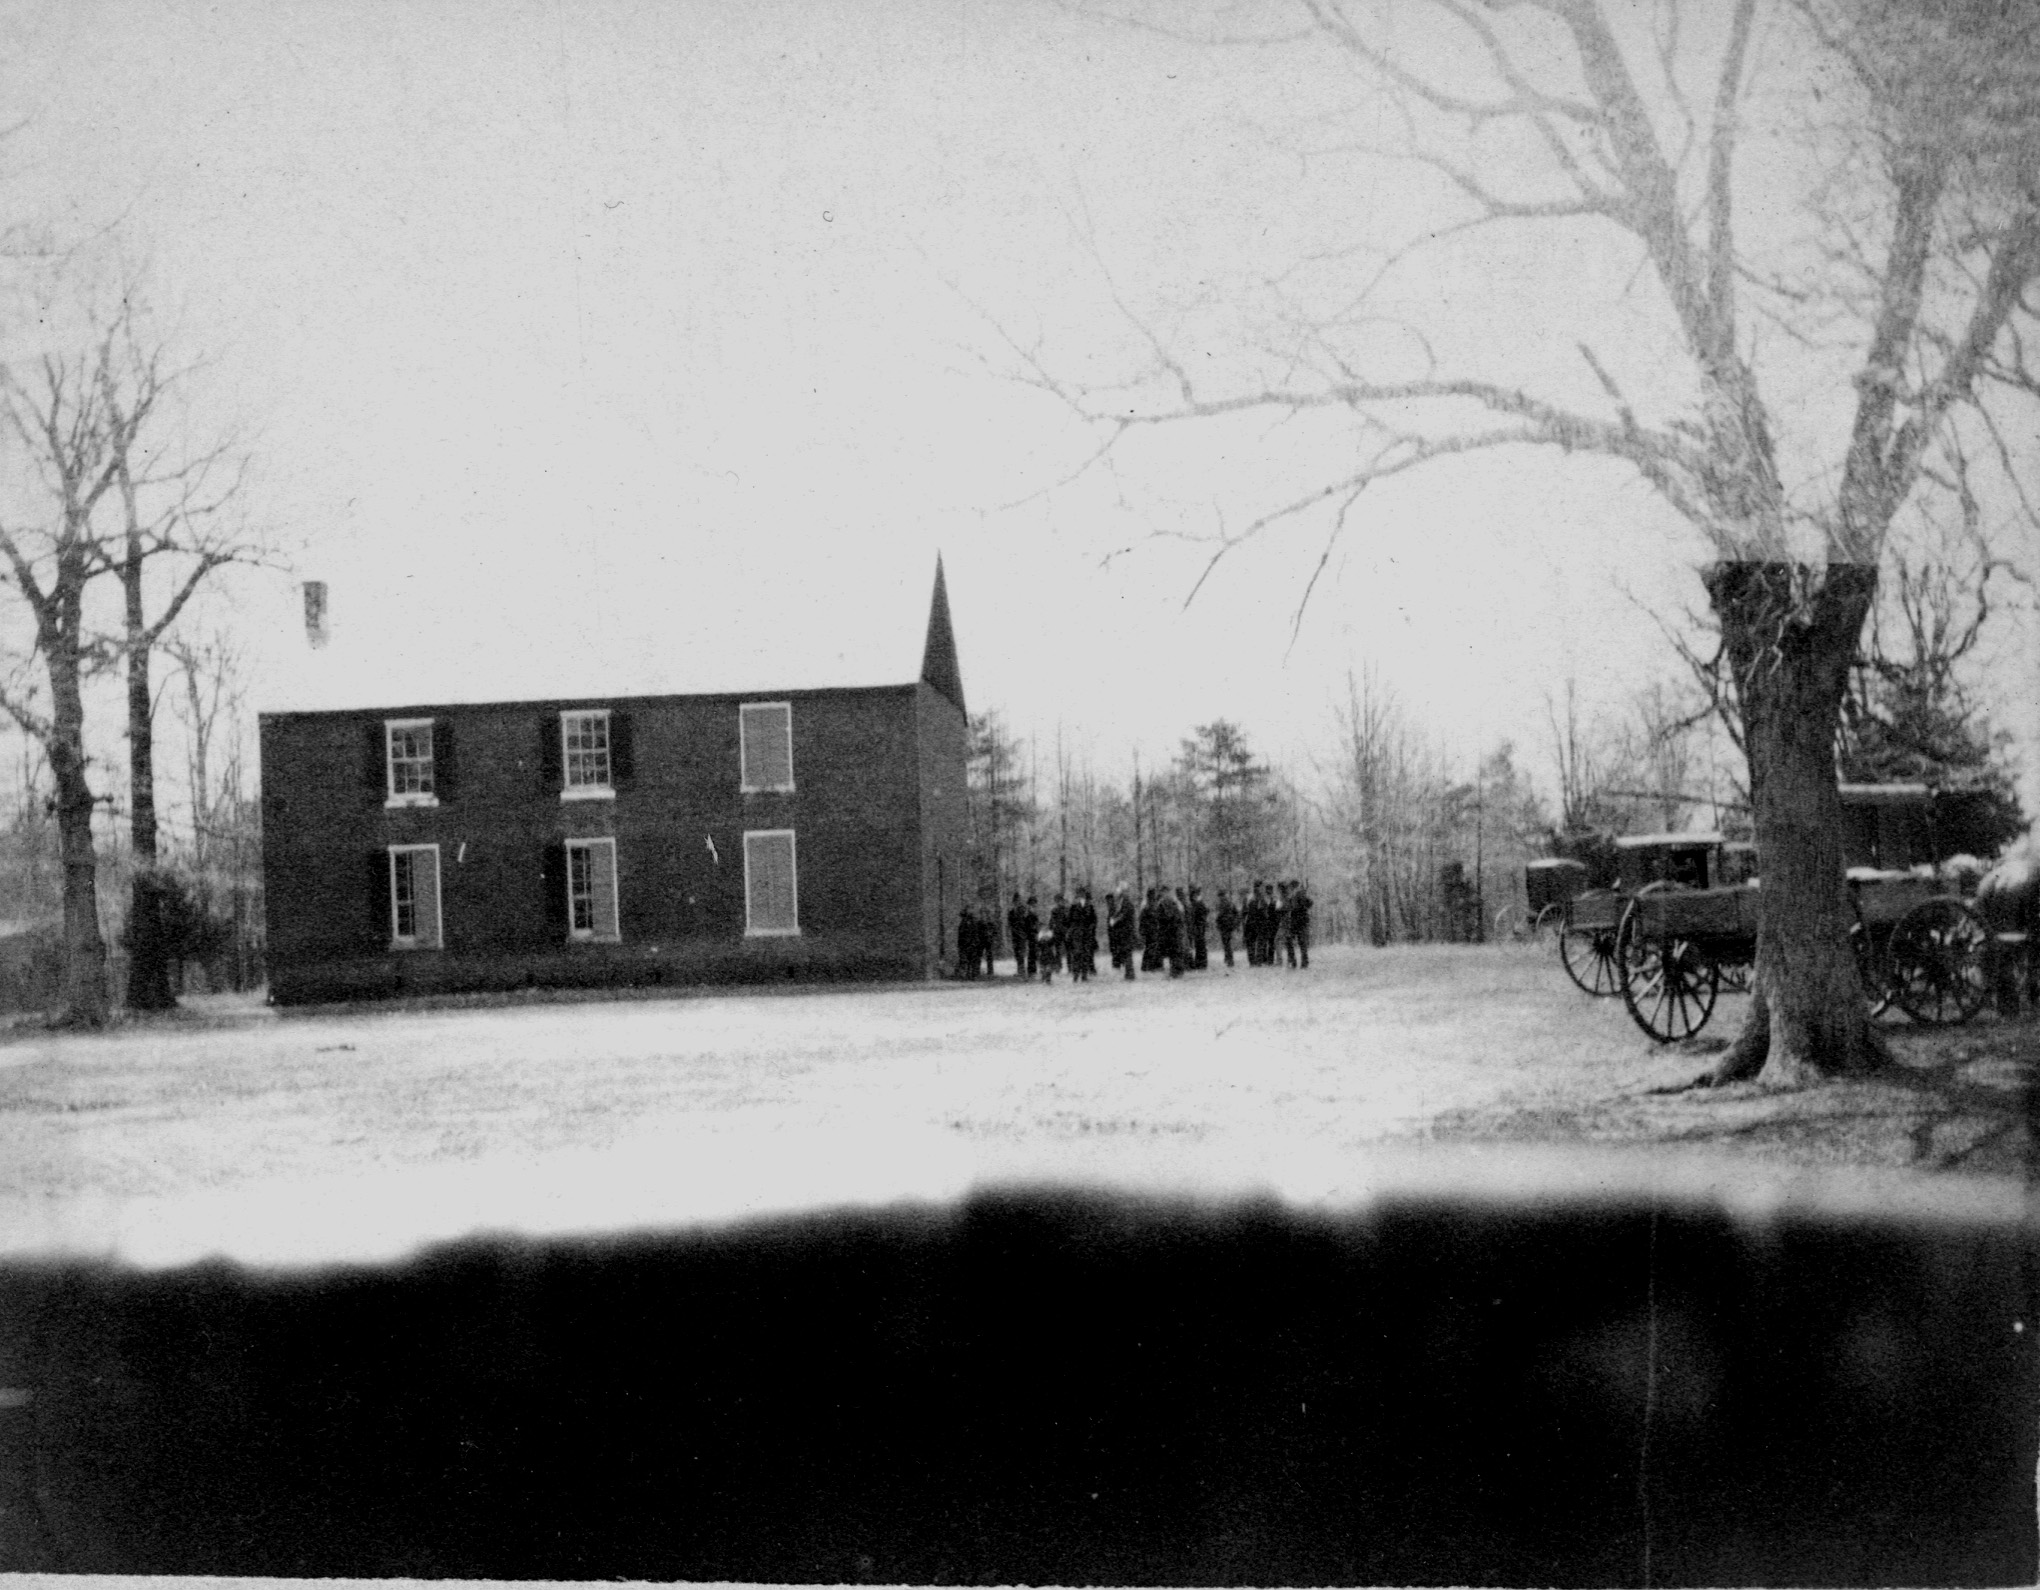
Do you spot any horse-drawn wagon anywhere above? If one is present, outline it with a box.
[1608,784,1994,1042]
[1551,832,1728,999]
[1506,858,1588,941]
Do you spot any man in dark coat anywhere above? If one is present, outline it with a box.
[1188,885,1210,971]
[1044,893,1069,982]
[1022,896,1042,979]
[1108,889,1138,979]
[1243,882,1265,965]
[1006,893,1030,979]
[1139,888,1162,972]
[1277,881,1297,968]
[1068,888,1099,982]
[956,905,979,978]
[1158,886,1186,978]
[1215,889,1240,968]
[1288,880,1313,969]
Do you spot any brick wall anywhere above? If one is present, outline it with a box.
[914,683,971,970]
[261,684,951,1003]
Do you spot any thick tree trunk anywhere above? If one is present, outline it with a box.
[123,567,177,1011]
[1703,561,1886,1085]
[45,636,109,1028]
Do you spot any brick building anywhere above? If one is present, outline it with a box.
[259,564,969,1004]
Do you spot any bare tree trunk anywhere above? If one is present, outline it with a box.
[45,623,109,1027]
[123,534,178,1012]
[1705,562,1886,1085]
[124,544,156,861]
[179,646,212,873]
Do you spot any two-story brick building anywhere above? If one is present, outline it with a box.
[259,564,970,1004]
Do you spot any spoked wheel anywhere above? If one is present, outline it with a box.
[1494,903,1526,942]
[1532,902,1567,941]
[1886,897,1989,1025]
[1607,893,1721,1045]
[1850,907,1893,1018]
[1616,894,1721,1042]
[1559,897,1625,997]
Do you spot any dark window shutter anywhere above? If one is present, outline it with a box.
[540,713,562,792]
[610,711,634,786]
[433,720,457,800]
[368,848,389,946]
[542,841,568,939]
[364,722,386,803]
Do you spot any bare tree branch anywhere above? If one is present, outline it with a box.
[1705,0,1758,351]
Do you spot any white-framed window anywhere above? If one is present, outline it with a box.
[739,702,794,793]
[743,829,799,936]
[389,844,442,949]
[565,837,621,941]
[386,718,437,806]
[561,709,613,799]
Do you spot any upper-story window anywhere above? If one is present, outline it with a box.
[740,702,794,793]
[563,709,612,796]
[386,719,436,806]
[544,708,629,799]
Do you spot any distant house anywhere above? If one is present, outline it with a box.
[259,563,969,1005]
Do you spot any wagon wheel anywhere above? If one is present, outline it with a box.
[1613,880,1685,984]
[1558,896,1625,998]
[1849,902,1893,1019]
[1886,897,1989,1026]
[1616,895,1721,1042]
[1494,903,1526,941]
[1531,902,1567,941]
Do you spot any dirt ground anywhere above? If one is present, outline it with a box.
[2,942,2033,1265]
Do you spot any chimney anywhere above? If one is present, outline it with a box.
[303,581,329,649]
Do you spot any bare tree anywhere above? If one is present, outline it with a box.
[1653,508,2019,823]
[1543,676,1606,836]
[967,710,1036,913]
[0,334,142,1023]
[162,627,263,991]
[1333,666,1461,942]
[102,297,258,1009]
[1608,678,1702,833]
[163,627,246,871]
[0,287,259,1022]
[1007,0,2040,1082]
[0,734,59,926]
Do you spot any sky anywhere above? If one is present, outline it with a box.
[1,0,2034,826]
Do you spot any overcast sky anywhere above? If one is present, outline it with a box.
[2,0,2033,820]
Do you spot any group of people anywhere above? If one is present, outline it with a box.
[1228,879,1314,968]
[953,878,1314,983]
[953,892,1100,982]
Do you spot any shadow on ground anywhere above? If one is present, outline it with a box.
[1437,1016,2040,1178]
[0,1188,2032,1585]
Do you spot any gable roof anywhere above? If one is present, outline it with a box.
[257,555,961,715]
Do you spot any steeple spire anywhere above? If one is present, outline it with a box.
[919,555,965,713]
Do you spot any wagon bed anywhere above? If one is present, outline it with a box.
[1611,871,1990,1042]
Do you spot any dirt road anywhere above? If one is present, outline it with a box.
[2,943,2030,1263]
